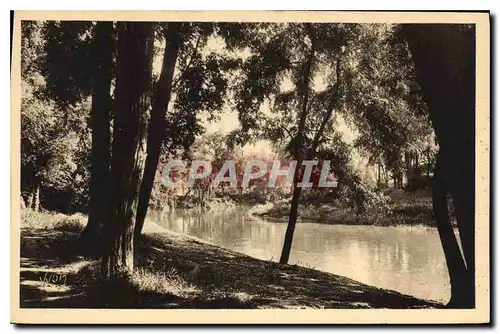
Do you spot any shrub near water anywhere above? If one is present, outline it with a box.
[255,189,444,227]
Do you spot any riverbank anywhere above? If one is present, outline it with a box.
[20,210,441,309]
[250,189,452,227]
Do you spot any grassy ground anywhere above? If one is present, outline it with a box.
[252,189,454,227]
[19,210,441,309]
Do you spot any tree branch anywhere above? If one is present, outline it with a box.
[172,32,202,89]
[294,24,316,161]
[310,56,342,154]
[276,120,294,139]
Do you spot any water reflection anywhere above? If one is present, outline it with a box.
[148,208,451,303]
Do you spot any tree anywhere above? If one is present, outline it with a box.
[80,22,115,249]
[232,23,386,264]
[102,22,154,276]
[134,23,237,236]
[21,21,92,213]
[403,24,475,308]
[340,24,435,190]
[41,21,114,248]
[276,23,335,264]
[134,22,183,238]
[20,20,50,210]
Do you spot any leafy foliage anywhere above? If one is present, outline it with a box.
[161,23,241,154]
[41,21,95,105]
[21,21,91,211]
[228,23,391,212]
[341,24,436,180]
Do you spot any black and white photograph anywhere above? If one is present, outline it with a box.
[10,11,490,324]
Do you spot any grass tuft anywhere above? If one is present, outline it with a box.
[129,267,199,297]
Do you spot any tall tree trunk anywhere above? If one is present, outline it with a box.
[383,164,389,186]
[32,185,40,211]
[426,148,431,177]
[280,24,316,264]
[135,23,183,238]
[26,191,33,210]
[449,177,475,307]
[102,22,154,277]
[405,151,411,188]
[432,151,470,307]
[377,162,381,186]
[404,24,475,308]
[280,185,303,264]
[80,22,115,252]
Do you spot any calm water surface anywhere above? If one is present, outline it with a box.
[148,207,452,303]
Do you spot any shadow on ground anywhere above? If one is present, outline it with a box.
[19,224,442,309]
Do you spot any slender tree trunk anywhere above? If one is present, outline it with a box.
[102,22,154,277]
[405,151,411,188]
[449,180,475,307]
[384,167,389,186]
[280,185,303,264]
[135,23,183,238]
[280,24,316,264]
[80,22,115,252]
[32,185,40,211]
[427,148,431,177]
[377,162,381,186]
[432,151,470,307]
[26,191,33,210]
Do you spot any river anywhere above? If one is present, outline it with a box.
[148,207,452,303]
